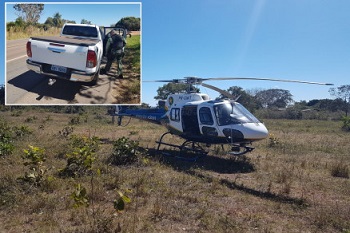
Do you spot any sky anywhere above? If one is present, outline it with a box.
[5,2,141,26]
[2,0,350,106]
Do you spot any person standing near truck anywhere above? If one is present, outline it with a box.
[105,30,126,78]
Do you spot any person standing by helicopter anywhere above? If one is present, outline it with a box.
[105,30,126,78]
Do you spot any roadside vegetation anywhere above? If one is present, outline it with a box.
[0,106,349,232]
[7,25,61,40]
[112,34,141,104]
[6,4,140,40]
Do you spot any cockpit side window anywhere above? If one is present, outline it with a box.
[170,108,180,122]
[214,104,235,125]
[199,107,214,125]
[214,102,261,126]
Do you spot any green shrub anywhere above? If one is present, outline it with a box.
[0,121,14,156]
[268,133,280,147]
[59,136,100,177]
[341,116,350,131]
[19,145,47,186]
[58,126,74,138]
[25,116,37,123]
[71,183,89,208]
[13,125,32,138]
[69,116,81,125]
[114,190,132,212]
[109,137,139,165]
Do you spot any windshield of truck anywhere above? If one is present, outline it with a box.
[214,102,261,125]
[62,25,98,38]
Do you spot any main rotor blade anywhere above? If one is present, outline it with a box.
[201,83,235,99]
[205,77,334,86]
[143,77,334,86]
[143,77,201,84]
[143,79,179,83]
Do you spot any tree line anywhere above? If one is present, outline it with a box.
[1,84,349,120]
[7,4,141,32]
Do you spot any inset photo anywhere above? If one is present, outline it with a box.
[5,2,141,105]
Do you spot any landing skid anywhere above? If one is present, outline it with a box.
[228,144,255,156]
[156,132,208,162]
[155,132,254,161]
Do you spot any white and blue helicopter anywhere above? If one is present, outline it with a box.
[113,77,332,158]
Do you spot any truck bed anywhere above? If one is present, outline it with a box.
[30,36,100,47]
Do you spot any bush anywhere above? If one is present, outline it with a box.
[109,137,139,165]
[71,183,89,208]
[13,125,32,138]
[341,116,350,131]
[19,145,47,186]
[0,121,14,156]
[331,162,349,179]
[58,126,74,138]
[59,136,100,177]
[268,134,280,147]
[0,121,33,157]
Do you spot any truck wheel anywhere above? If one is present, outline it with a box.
[88,70,99,86]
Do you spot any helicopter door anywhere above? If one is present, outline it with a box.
[181,105,200,135]
[198,107,218,137]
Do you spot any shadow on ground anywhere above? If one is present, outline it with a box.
[147,148,308,207]
[8,71,86,103]
[147,148,255,174]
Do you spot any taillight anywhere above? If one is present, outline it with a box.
[86,50,97,68]
[26,41,32,57]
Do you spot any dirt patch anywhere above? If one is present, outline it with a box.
[130,31,141,36]
[111,71,140,104]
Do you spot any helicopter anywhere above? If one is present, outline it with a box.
[112,77,333,159]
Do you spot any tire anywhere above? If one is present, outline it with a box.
[84,70,99,86]
[90,71,99,85]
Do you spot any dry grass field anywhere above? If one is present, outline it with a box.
[6,26,61,40]
[0,108,349,233]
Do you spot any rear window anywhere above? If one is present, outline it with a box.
[62,25,98,38]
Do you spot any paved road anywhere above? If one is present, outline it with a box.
[6,38,119,105]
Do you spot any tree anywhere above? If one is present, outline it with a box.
[7,17,26,31]
[154,83,199,100]
[15,17,26,27]
[81,19,91,25]
[223,86,260,112]
[329,85,350,116]
[44,17,54,26]
[13,4,44,24]
[65,20,76,24]
[52,12,63,28]
[307,99,320,107]
[255,89,293,108]
[301,98,347,112]
[115,17,140,31]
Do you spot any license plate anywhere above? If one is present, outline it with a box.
[51,65,67,73]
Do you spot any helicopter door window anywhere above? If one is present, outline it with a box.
[199,107,214,125]
[170,108,180,122]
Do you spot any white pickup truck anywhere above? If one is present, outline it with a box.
[26,23,104,84]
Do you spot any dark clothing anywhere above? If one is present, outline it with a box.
[105,33,126,75]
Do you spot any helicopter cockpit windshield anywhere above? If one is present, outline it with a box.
[214,102,261,125]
